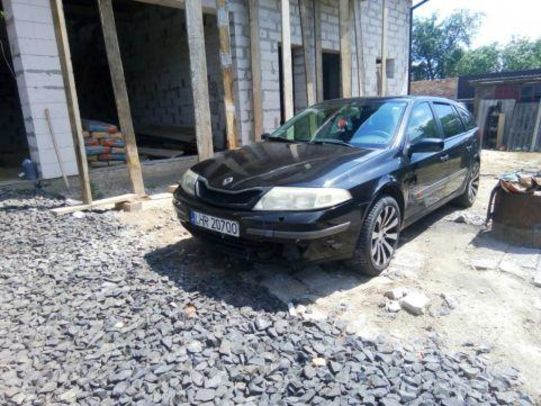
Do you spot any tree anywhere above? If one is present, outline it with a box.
[501,38,541,71]
[453,44,501,76]
[412,10,483,80]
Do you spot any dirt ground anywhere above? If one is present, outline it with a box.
[119,150,541,399]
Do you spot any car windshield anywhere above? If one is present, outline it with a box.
[270,100,407,148]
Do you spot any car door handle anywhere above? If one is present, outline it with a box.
[440,154,449,162]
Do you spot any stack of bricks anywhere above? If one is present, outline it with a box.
[82,120,126,168]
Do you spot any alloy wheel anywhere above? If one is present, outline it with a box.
[370,205,399,267]
[468,163,480,203]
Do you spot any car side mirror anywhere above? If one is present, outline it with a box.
[261,133,271,140]
[408,138,444,155]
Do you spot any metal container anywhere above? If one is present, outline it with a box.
[491,189,541,248]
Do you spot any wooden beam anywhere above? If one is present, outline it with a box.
[50,0,92,204]
[185,0,215,160]
[216,0,238,149]
[530,99,541,152]
[353,0,364,97]
[98,0,145,196]
[313,0,323,102]
[51,193,137,216]
[249,0,263,141]
[281,0,294,120]
[339,0,352,98]
[496,113,506,149]
[380,0,388,97]
[299,0,316,106]
[130,0,217,14]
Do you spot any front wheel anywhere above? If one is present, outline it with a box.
[348,196,401,276]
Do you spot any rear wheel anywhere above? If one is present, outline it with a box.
[349,196,401,276]
[455,161,480,208]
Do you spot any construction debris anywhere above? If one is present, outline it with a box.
[499,170,541,195]
[400,292,430,315]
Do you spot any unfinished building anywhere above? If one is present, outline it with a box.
[0,0,411,201]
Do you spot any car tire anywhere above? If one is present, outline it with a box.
[349,196,401,276]
[454,161,480,208]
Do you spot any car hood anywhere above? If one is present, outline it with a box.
[192,141,380,190]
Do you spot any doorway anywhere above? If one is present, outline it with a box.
[322,52,341,101]
[0,6,29,181]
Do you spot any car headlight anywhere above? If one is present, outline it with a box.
[253,187,352,211]
[180,169,199,196]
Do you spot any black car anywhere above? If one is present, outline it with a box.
[173,96,480,275]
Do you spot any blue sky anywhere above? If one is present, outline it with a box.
[415,0,541,48]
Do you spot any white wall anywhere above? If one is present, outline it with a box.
[3,0,78,179]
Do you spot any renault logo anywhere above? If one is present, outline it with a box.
[222,176,234,186]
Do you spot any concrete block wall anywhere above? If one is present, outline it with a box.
[229,0,412,139]
[117,5,226,150]
[2,0,77,179]
[359,0,411,96]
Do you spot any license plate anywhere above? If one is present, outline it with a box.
[190,210,240,237]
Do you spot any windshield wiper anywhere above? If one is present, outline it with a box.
[309,139,356,148]
[265,136,297,143]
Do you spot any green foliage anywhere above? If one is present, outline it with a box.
[412,10,482,80]
[501,38,541,71]
[413,11,541,78]
[453,44,501,76]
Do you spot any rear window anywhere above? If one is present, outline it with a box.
[457,106,477,130]
[433,103,464,138]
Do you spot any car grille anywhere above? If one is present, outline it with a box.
[196,180,264,209]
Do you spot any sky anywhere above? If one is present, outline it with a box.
[415,0,541,48]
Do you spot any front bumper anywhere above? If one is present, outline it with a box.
[173,189,366,264]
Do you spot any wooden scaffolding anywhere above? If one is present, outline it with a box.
[50,0,388,207]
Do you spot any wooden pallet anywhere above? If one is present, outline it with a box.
[507,102,538,151]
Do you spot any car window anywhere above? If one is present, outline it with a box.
[315,101,407,148]
[457,106,477,130]
[433,103,464,138]
[406,102,439,143]
[272,105,341,141]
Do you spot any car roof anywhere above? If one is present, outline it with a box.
[311,95,461,108]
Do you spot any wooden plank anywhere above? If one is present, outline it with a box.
[281,0,294,121]
[137,147,185,158]
[380,0,388,96]
[185,0,215,160]
[249,0,263,141]
[51,193,137,216]
[495,113,506,149]
[353,0,364,96]
[530,99,541,152]
[98,0,145,196]
[313,0,323,102]
[50,0,92,204]
[216,0,238,149]
[299,0,316,106]
[339,0,351,98]
[138,125,195,143]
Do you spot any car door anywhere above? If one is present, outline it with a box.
[403,101,448,220]
[431,102,470,197]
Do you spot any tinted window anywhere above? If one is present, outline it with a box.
[457,106,476,130]
[406,102,439,143]
[433,103,464,138]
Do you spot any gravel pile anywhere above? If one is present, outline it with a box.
[0,191,535,405]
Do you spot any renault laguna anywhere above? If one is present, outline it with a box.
[173,97,480,276]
